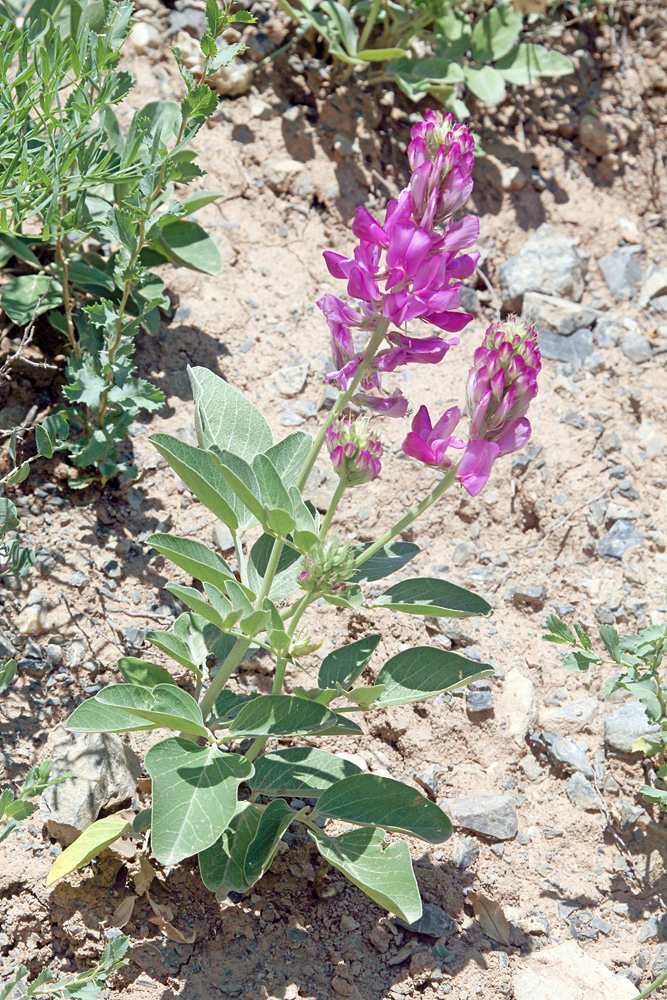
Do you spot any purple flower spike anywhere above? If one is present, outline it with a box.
[402,405,465,467]
[326,417,384,486]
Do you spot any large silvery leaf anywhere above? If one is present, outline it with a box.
[199,802,260,897]
[264,432,311,487]
[318,635,381,690]
[116,657,176,689]
[309,826,422,924]
[210,449,264,528]
[247,534,302,601]
[373,579,492,619]
[250,747,363,798]
[66,697,159,734]
[95,683,209,737]
[149,434,240,530]
[146,533,235,589]
[244,798,298,881]
[189,366,273,461]
[352,542,420,583]
[227,695,338,738]
[375,647,493,707]
[145,737,253,864]
[315,774,452,843]
[471,5,522,63]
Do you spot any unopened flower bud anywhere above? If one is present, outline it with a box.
[325,417,383,486]
[299,536,356,596]
[290,631,323,658]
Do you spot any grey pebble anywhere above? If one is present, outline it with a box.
[605,700,661,752]
[596,519,644,559]
[445,794,518,841]
[566,772,602,811]
[397,903,457,939]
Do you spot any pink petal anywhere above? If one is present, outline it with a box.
[496,417,532,456]
[411,405,433,438]
[402,431,437,465]
[456,439,500,497]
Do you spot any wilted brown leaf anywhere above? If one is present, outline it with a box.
[109,895,137,928]
[149,916,196,944]
[133,855,157,896]
[469,890,511,946]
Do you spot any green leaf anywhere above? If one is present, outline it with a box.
[375,647,493,707]
[471,6,523,63]
[495,43,572,83]
[542,614,577,645]
[250,747,363,797]
[0,233,42,268]
[205,0,224,35]
[34,424,53,459]
[180,83,219,126]
[247,534,302,602]
[356,47,407,61]
[116,657,176,688]
[463,64,506,105]
[599,624,621,663]
[264,432,312,487]
[95,683,209,737]
[244,798,298,881]
[46,815,131,886]
[208,690,260,726]
[150,433,240,530]
[435,9,472,60]
[135,100,181,140]
[156,220,222,275]
[145,737,253,865]
[0,499,20,534]
[318,634,381,690]
[166,583,225,627]
[341,683,385,708]
[1,274,61,326]
[146,532,235,589]
[66,697,159,734]
[352,542,420,583]
[316,774,452,843]
[0,659,17,696]
[179,189,225,214]
[227,695,338,738]
[189,366,273,462]
[308,826,422,924]
[146,612,238,674]
[321,0,357,55]
[293,686,337,705]
[211,449,264,527]
[373,578,493,619]
[4,462,30,486]
[573,622,592,651]
[199,801,260,897]
[67,260,115,296]
[563,649,600,672]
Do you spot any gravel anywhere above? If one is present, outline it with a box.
[445,794,518,841]
[604,700,661,752]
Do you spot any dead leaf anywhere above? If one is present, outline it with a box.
[137,777,152,795]
[112,838,138,860]
[133,856,156,896]
[109,895,137,928]
[147,891,175,922]
[469,890,511,946]
[149,916,196,944]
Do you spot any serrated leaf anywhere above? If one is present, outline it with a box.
[373,578,493,619]
[47,815,131,886]
[227,695,338,738]
[181,83,218,125]
[309,826,422,924]
[375,647,493,707]
[318,635,381,690]
[95,683,209,737]
[563,649,600,672]
[249,747,363,798]
[145,737,253,865]
[543,614,577,645]
[316,774,452,843]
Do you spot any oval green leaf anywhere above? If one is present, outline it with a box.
[95,683,209,737]
[146,532,235,589]
[46,815,131,886]
[250,747,363,798]
[228,695,338,738]
[375,647,494,707]
[373,578,493,619]
[318,634,381,690]
[66,697,159,734]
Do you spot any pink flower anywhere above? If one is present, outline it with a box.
[356,390,408,418]
[326,418,383,485]
[402,405,465,467]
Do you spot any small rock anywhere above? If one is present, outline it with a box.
[595,317,623,348]
[497,667,536,746]
[40,729,142,844]
[598,247,643,301]
[523,292,599,335]
[636,914,667,944]
[305,464,339,512]
[537,328,594,366]
[639,266,667,308]
[620,333,652,363]
[452,542,475,567]
[445,794,518,841]
[596,520,643,559]
[508,583,546,610]
[498,224,586,310]
[519,912,550,936]
[500,165,527,191]
[213,521,234,552]
[566,772,602,811]
[637,420,666,457]
[652,942,667,977]
[209,60,253,97]
[264,158,307,194]
[67,570,90,589]
[15,590,49,636]
[520,755,545,782]
[541,732,594,779]
[513,940,637,1000]
[579,113,620,157]
[466,687,494,713]
[397,904,457,939]
[604,700,661,753]
[605,502,638,522]
[129,20,160,54]
[451,836,479,870]
[279,400,316,426]
[270,360,309,398]
[538,699,597,736]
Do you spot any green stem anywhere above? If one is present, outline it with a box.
[234,530,248,588]
[631,969,667,1000]
[296,317,390,492]
[318,474,347,540]
[357,0,382,52]
[353,465,457,569]
[199,636,251,720]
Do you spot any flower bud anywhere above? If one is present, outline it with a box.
[290,631,323,658]
[299,537,356,596]
[325,417,383,486]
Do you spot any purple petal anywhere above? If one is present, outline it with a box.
[445,215,480,252]
[402,431,437,465]
[352,206,389,247]
[323,251,349,279]
[427,310,474,333]
[430,405,461,441]
[496,417,532,456]
[456,439,500,497]
[411,405,433,439]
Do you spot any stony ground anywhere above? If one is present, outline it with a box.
[1,1,667,998]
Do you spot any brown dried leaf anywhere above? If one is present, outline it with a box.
[109,895,137,928]
[149,916,196,944]
[469,890,511,946]
[137,776,152,795]
[147,891,175,922]
[133,856,156,896]
[111,838,137,860]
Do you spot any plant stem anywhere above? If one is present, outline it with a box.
[357,0,382,52]
[353,465,457,569]
[296,317,390,492]
[234,530,248,588]
[199,636,251,720]
[630,969,667,1000]
[318,474,347,540]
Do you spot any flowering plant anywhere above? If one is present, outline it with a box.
[51,112,541,924]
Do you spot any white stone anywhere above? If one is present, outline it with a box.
[637,420,666,458]
[513,940,636,1000]
[209,60,253,97]
[129,21,160,55]
[539,699,598,736]
[496,667,536,746]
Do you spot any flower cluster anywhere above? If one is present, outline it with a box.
[317,111,480,416]
[325,417,383,486]
[298,537,356,595]
[401,317,541,496]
